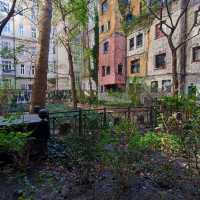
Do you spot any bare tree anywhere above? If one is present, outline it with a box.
[53,0,92,108]
[146,0,200,95]
[31,0,52,111]
[0,0,32,35]
[0,0,17,35]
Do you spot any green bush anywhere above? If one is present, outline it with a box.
[0,130,32,152]
[129,132,183,155]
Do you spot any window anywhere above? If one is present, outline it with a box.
[106,66,111,75]
[102,0,108,14]
[53,45,56,54]
[3,23,10,33]
[100,86,104,93]
[136,33,143,48]
[188,83,197,97]
[151,81,158,93]
[1,41,10,49]
[118,64,123,75]
[32,66,35,75]
[107,21,111,31]
[103,41,109,53]
[2,60,12,72]
[131,59,140,73]
[31,27,36,38]
[125,13,133,23]
[162,80,171,93]
[192,46,200,62]
[101,25,104,33]
[19,24,24,36]
[102,66,105,77]
[0,1,9,12]
[28,84,32,90]
[129,37,134,50]
[195,10,200,25]
[21,84,26,90]
[31,47,36,55]
[155,23,164,39]
[155,53,166,69]
[21,64,25,75]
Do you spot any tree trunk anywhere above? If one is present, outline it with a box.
[0,0,17,36]
[31,0,52,112]
[172,50,179,96]
[67,45,77,108]
[179,0,188,94]
[84,27,93,97]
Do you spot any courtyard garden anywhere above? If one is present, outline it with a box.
[0,95,200,200]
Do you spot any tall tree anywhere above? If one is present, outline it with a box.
[31,0,52,111]
[54,0,89,108]
[146,0,200,95]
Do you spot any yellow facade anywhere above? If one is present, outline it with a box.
[99,0,123,42]
[127,0,149,79]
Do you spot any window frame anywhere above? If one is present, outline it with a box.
[162,80,172,93]
[192,46,200,62]
[151,81,158,93]
[118,63,123,75]
[130,59,140,74]
[102,0,108,14]
[136,33,143,48]
[129,37,134,51]
[155,53,166,69]
[106,66,111,75]
[103,41,109,54]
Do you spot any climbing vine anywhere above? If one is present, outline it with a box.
[92,8,99,90]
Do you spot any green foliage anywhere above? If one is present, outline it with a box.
[159,95,197,113]
[91,8,99,88]
[0,130,32,152]
[0,88,18,114]
[122,11,150,34]
[183,109,200,174]
[128,77,150,106]
[0,45,25,60]
[129,132,183,155]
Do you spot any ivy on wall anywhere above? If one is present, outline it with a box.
[92,8,99,90]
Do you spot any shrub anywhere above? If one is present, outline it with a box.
[129,132,183,155]
[0,130,32,152]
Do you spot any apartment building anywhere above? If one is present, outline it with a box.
[185,0,200,94]
[146,0,200,94]
[99,0,200,98]
[98,0,126,97]
[0,0,59,103]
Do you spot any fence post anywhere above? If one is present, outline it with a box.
[103,107,107,127]
[128,107,130,120]
[79,108,82,135]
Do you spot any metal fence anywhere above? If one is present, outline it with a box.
[49,107,156,135]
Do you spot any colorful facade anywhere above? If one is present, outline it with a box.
[98,0,200,97]
[98,0,126,94]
